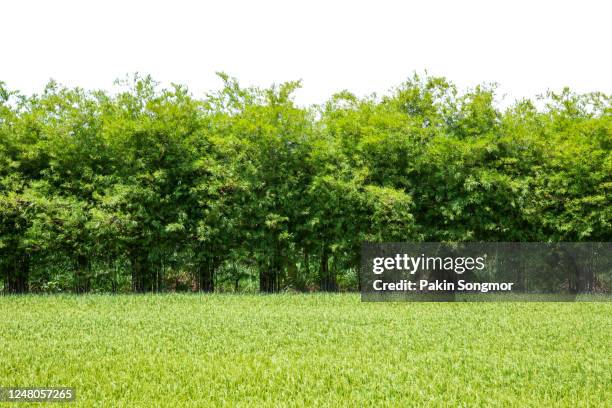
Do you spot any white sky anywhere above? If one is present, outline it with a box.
[2,0,611,107]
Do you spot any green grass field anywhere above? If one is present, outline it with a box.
[1,295,610,407]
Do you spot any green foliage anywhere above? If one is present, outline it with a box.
[0,74,610,293]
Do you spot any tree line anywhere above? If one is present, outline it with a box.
[0,73,610,293]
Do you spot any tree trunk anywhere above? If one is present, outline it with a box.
[5,252,29,294]
[259,267,276,293]
[571,253,588,293]
[130,249,153,293]
[260,246,282,293]
[319,245,338,292]
[259,258,280,293]
[513,254,525,291]
[198,260,215,293]
[74,254,90,293]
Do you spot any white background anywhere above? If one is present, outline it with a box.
[2,0,611,106]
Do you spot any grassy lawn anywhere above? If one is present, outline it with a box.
[0,294,610,407]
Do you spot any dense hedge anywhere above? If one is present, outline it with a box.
[0,74,610,293]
